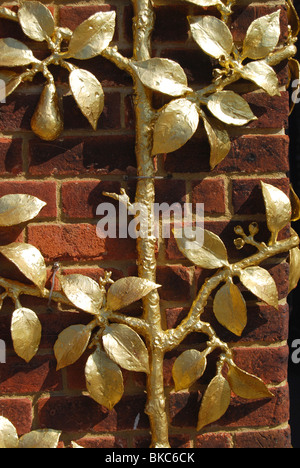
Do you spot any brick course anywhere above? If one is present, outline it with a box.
[0,0,294,449]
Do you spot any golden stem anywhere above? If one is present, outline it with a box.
[0,7,18,22]
[164,234,299,351]
[131,0,170,448]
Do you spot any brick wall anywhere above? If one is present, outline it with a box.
[0,0,293,448]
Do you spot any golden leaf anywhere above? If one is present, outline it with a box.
[67,11,116,60]
[71,441,84,448]
[11,308,42,362]
[60,274,104,315]
[18,1,55,42]
[0,38,40,67]
[197,374,231,431]
[18,429,61,449]
[241,60,280,97]
[0,416,19,448]
[239,266,278,309]
[0,194,46,227]
[201,111,231,169]
[289,247,300,293]
[106,277,160,312]
[31,82,64,141]
[0,70,22,97]
[102,323,150,373]
[227,363,273,400]
[290,185,300,221]
[188,15,233,59]
[242,11,281,60]
[85,348,124,410]
[287,0,300,37]
[69,69,104,130]
[54,324,92,370]
[213,281,247,336]
[261,182,291,239]
[0,243,47,291]
[207,90,256,126]
[172,349,207,391]
[174,228,228,269]
[152,98,199,155]
[132,58,191,97]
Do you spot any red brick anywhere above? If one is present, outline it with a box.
[161,48,213,87]
[231,5,289,44]
[28,136,136,176]
[0,93,40,132]
[153,5,191,43]
[231,177,290,215]
[234,427,291,448]
[59,5,117,36]
[0,89,121,132]
[169,386,289,429]
[38,394,149,432]
[221,385,289,428]
[156,265,192,301]
[63,92,121,130]
[27,223,137,262]
[164,135,289,174]
[201,304,289,344]
[0,355,62,394]
[0,139,23,175]
[191,178,226,214]
[231,346,289,385]
[61,180,121,219]
[246,91,290,129]
[0,398,32,436]
[195,432,233,448]
[0,180,57,218]
[72,436,127,449]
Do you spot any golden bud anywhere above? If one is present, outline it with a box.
[31,82,63,141]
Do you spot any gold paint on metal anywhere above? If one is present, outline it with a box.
[0,194,46,226]
[11,307,42,363]
[0,416,64,448]
[85,348,124,410]
[0,0,299,449]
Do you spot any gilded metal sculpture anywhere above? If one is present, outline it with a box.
[0,0,300,449]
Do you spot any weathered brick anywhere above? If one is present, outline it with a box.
[156,265,192,301]
[0,180,57,218]
[0,93,40,132]
[231,177,290,215]
[63,92,121,130]
[27,223,137,262]
[38,394,149,432]
[28,136,136,176]
[0,355,62,394]
[231,346,289,385]
[169,386,289,429]
[164,135,289,174]
[191,178,226,214]
[246,91,290,129]
[234,427,291,448]
[72,436,127,449]
[195,432,233,448]
[0,398,32,436]
[61,180,121,219]
[201,304,289,344]
[59,5,117,35]
[231,4,289,44]
[0,139,23,175]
